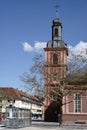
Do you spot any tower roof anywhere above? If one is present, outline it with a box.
[52,18,62,27]
[47,40,67,48]
[46,16,67,48]
[45,6,68,50]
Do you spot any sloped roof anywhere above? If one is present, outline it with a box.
[66,65,87,85]
[0,87,31,101]
[47,40,67,48]
[0,87,42,105]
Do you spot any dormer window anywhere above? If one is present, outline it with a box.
[53,54,58,64]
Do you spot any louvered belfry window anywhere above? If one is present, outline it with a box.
[53,53,58,64]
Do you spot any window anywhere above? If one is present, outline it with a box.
[75,94,81,113]
[0,93,4,97]
[55,28,58,36]
[53,54,58,64]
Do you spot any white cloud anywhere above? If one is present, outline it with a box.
[34,41,46,50]
[68,41,87,71]
[22,41,87,63]
[22,41,46,52]
[22,42,33,52]
[68,41,87,59]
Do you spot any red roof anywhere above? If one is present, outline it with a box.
[0,87,42,105]
[0,87,31,101]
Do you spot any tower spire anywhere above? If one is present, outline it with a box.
[55,5,59,18]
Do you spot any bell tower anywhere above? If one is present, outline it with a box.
[44,10,68,122]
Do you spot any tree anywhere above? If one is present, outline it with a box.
[21,52,87,125]
[21,53,45,97]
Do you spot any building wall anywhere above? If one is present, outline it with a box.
[63,114,87,123]
[14,100,30,109]
[62,92,87,123]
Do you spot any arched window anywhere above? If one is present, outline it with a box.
[75,94,81,113]
[53,54,58,64]
[55,28,58,36]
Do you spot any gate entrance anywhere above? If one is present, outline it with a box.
[44,102,61,122]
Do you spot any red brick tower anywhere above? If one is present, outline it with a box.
[44,15,68,122]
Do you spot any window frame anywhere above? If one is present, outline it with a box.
[75,94,81,113]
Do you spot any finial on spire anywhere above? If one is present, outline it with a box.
[55,5,59,18]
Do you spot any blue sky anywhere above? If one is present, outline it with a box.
[0,0,87,90]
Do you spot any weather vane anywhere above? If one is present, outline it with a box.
[55,4,59,18]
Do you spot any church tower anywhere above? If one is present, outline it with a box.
[44,11,68,122]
